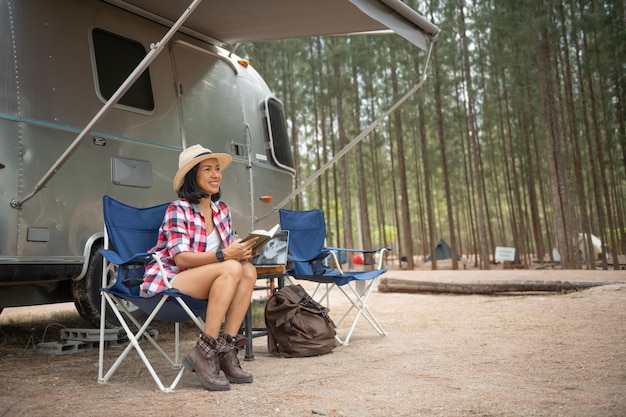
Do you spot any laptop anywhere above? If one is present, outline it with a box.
[250,230,289,267]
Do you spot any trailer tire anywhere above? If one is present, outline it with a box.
[72,243,146,328]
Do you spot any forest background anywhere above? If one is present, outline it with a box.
[238,0,626,271]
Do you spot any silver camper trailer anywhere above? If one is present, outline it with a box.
[0,0,439,326]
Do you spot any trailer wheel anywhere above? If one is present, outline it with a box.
[72,243,146,328]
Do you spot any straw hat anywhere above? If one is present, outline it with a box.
[173,144,232,191]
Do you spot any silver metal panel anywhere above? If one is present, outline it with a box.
[2,0,180,260]
[111,157,153,188]
[0,1,21,257]
[27,227,50,242]
[171,41,246,149]
[1,0,292,267]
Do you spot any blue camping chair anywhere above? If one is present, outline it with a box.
[279,208,391,345]
[98,196,207,392]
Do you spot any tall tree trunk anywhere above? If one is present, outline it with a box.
[418,92,437,269]
[583,4,619,270]
[536,24,571,268]
[459,1,490,269]
[572,5,609,269]
[389,122,403,264]
[351,38,373,254]
[521,96,545,261]
[389,44,415,269]
[365,65,390,255]
[582,27,620,269]
[557,3,594,268]
[330,38,353,257]
[310,39,324,211]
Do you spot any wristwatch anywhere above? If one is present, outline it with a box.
[216,249,225,262]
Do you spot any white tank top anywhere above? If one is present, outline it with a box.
[206,228,220,252]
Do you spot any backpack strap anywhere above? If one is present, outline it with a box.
[276,285,307,304]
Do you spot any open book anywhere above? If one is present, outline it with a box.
[241,224,280,252]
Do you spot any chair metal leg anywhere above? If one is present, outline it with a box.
[334,279,386,345]
[243,275,284,361]
[99,293,187,393]
[244,305,254,361]
[310,282,333,308]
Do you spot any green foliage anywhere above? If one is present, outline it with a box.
[238,0,626,265]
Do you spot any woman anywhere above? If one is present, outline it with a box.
[142,144,258,391]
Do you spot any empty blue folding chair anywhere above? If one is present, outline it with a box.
[279,208,391,345]
[98,195,207,392]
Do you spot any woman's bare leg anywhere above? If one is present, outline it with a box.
[222,261,257,336]
[172,260,244,337]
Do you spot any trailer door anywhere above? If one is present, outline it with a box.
[170,41,252,228]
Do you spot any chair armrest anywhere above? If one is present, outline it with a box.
[99,250,154,290]
[150,254,175,289]
[325,246,391,254]
[325,246,392,270]
[287,249,330,263]
[327,250,344,274]
[101,252,174,290]
[100,249,152,266]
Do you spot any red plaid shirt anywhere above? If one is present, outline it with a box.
[141,198,234,296]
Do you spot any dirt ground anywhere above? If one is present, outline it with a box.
[1,268,625,417]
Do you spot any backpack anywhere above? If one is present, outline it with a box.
[265,284,337,357]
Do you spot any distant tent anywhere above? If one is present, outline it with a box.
[425,239,452,261]
[578,233,602,260]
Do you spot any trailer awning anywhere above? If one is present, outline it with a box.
[105,0,439,50]
[13,0,439,208]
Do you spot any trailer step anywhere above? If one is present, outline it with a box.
[37,327,158,355]
[60,328,119,343]
[38,339,104,355]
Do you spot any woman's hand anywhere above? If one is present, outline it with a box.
[173,237,258,268]
[224,238,258,261]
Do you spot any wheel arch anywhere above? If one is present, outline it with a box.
[74,232,105,281]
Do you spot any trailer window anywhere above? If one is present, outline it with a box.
[265,98,294,172]
[92,28,155,111]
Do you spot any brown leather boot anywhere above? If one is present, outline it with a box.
[183,333,230,391]
[218,334,253,383]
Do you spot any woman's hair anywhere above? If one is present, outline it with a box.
[177,163,221,203]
